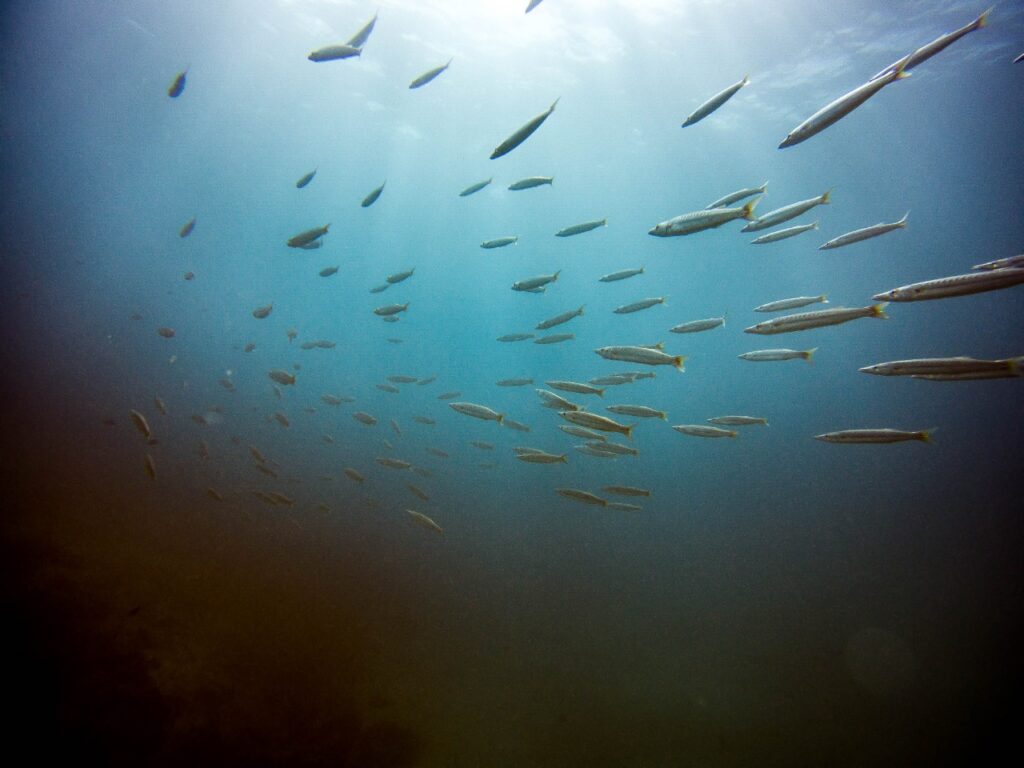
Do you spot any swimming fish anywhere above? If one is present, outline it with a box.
[872,268,1024,302]
[509,176,553,190]
[426,447,449,458]
[437,391,461,400]
[386,268,415,284]
[606,405,666,420]
[273,412,290,428]
[497,333,535,342]
[390,419,402,436]
[972,254,1024,271]
[513,271,560,291]
[682,75,748,127]
[376,383,400,394]
[407,484,430,502]
[344,468,365,482]
[481,236,519,249]
[409,58,452,89]
[670,317,726,334]
[167,67,187,98]
[361,181,386,208]
[534,333,574,345]
[708,415,768,426]
[556,488,607,506]
[490,98,559,159]
[754,295,828,313]
[503,418,532,433]
[613,297,665,314]
[559,425,607,441]
[599,267,644,282]
[497,378,534,387]
[179,217,196,238]
[705,182,768,209]
[547,380,604,397]
[318,266,339,278]
[472,441,494,450]
[575,444,618,459]
[672,424,737,439]
[739,348,817,362]
[870,8,990,80]
[750,221,819,244]
[414,416,437,425]
[287,224,330,248]
[819,213,908,250]
[130,409,152,439]
[556,219,606,237]
[353,411,377,425]
[296,168,317,188]
[268,369,296,385]
[649,200,759,236]
[408,509,443,534]
[744,304,887,335]
[859,357,1022,378]
[603,485,650,498]
[815,428,932,444]
[370,284,389,293]
[536,306,584,330]
[346,11,377,48]
[516,451,567,464]
[536,389,583,411]
[449,402,503,423]
[244,343,256,352]
[374,303,409,316]
[388,375,419,384]
[417,376,436,386]
[252,304,272,319]
[559,410,633,439]
[144,454,156,480]
[608,502,643,512]
[742,191,830,232]
[308,44,362,62]
[153,397,167,416]
[595,346,685,370]
[157,327,175,338]
[377,457,411,470]
[460,178,492,197]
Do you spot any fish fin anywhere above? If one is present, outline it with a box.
[729,431,738,438]
[549,97,561,112]
[918,428,937,443]
[804,348,818,363]
[660,412,667,420]
[601,218,608,226]
[821,189,832,204]
[812,220,820,230]
[674,355,687,372]
[624,425,633,442]
[977,8,992,28]
[898,211,909,226]
[872,302,889,319]
[742,198,760,219]
[639,266,645,273]
[497,414,504,424]
[559,454,567,463]
[553,270,560,280]
[822,294,829,303]
[759,180,769,193]
[741,74,749,86]
[1008,357,1023,376]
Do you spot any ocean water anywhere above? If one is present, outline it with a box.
[2,0,1023,765]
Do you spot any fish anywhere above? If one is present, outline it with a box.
[481,236,519,249]
[525,0,545,12]
[599,267,644,282]
[414,416,437,425]
[613,297,665,314]
[450,402,504,423]
[129,409,152,439]
[390,419,402,436]
[460,178,492,197]
[319,266,339,277]
[377,457,411,470]
[417,376,436,386]
[503,418,531,433]
[534,333,574,345]
[296,169,317,188]
[873,268,1024,302]
[513,271,560,291]
[179,218,196,237]
[361,181,386,208]
[153,397,167,415]
[739,348,817,362]
[556,488,607,506]
[595,346,685,370]
[370,284,390,293]
[604,485,650,498]
[779,60,909,148]
[754,295,828,313]
[183,271,195,280]
[705,182,768,209]
[516,451,568,464]
[815,429,933,444]
[871,8,991,80]
[910,370,1023,381]
[536,389,584,411]
[471,441,494,450]
[386,268,415,284]
[819,213,908,250]
[972,254,1024,271]
[742,191,830,232]
[536,306,584,330]
[559,410,633,439]
[649,199,759,237]
[426,447,449,458]
[744,304,887,335]
[750,221,819,244]
[251,304,272,319]
[144,454,156,480]
[556,219,606,237]
[670,317,726,334]
[273,412,290,428]
[513,446,545,455]
[1015,52,1024,64]
[287,224,329,248]
[547,380,604,397]
[407,484,430,501]
[321,394,343,406]
[708,415,768,426]
[682,75,748,127]
[509,176,553,190]
[374,303,409,316]
[342,468,365,483]
[377,383,400,394]
[497,378,534,387]
[268,369,296,385]
[586,441,636,457]
[388,375,419,384]
[298,240,323,250]
[608,502,643,512]
[409,58,452,89]
[308,44,362,62]
[244,343,256,353]
[672,424,737,439]
[606,404,666,420]
[408,509,443,535]
[437,391,461,400]
[206,488,224,502]
[353,411,377,425]
[575,444,618,459]
[490,98,559,160]
[589,374,636,386]
[859,357,1022,378]
[167,67,187,98]
[157,327,175,338]
[346,11,377,48]
[497,333,535,342]
[559,425,607,441]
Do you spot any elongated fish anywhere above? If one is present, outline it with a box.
[1015,52,1024,64]
[179,218,196,238]
[556,219,606,237]
[449,402,503,423]
[536,306,583,330]
[671,317,725,334]
[144,454,157,480]
[815,428,932,444]
[742,192,830,232]
[575,444,618,459]
[649,199,759,237]
[387,268,415,284]
[167,67,187,98]
[509,176,553,190]
[287,224,330,248]
[820,213,908,250]
[377,457,411,469]
[606,405,666,420]
[556,488,607,506]
[408,509,443,535]
[604,485,650,497]
[346,12,377,48]
[755,295,828,313]
[308,44,361,62]
[498,333,535,342]
[750,221,819,244]
[973,254,1024,271]
[319,266,339,277]
[410,59,452,89]
[873,268,1024,302]
[871,8,990,80]
[534,333,574,345]
[595,346,685,370]
[745,304,887,335]
[491,98,559,159]
[460,178,492,197]
[548,380,604,397]
[599,267,644,282]
[537,389,583,411]
[516,451,567,464]
[513,271,559,291]
[614,297,665,314]
[361,181,385,208]
[559,410,633,439]
[672,424,737,439]
[504,418,531,432]
[859,357,1022,377]
[705,182,768,210]
[481,236,518,249]
[708,415,768,426]
[353,411,377,425]
[130,409,152,439]
[779,60,909,148]
[296,168,316,188]
[739,348,816,362]
[268,369,296,385]
[252,303,273,319]
[560,425,607,441]
[374,303,408,316]
[588,441,637,457]
[682,75,748,127]
[498,378,534,387]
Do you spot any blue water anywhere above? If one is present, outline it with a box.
[2,1,1022,765]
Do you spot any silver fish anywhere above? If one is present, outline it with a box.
[386,268,415,284]
[606,404,666,420]
[672,424,737,439]
[460,178,492,197]
[296,168,316,188]
[750,221,819,244]
[603,485,650,498]
[374,303,408,316]
[682,75,748,127]
[599,266,644,282]
[547,380,604,397]
[870,9,990,80]
[972,254,1024,271]
[409,59,452,89]
[361,181,386,208]
[744,304,887,334]
[536,389,584,411]
[346,12,377,48]
[491,98,559,160]
[556,488,607,506]
[859,357,1022,378]
[705,182,767,209]
[309,44,361,62]
[559,410,633,439]
[670,317,726,334]
[534,333,573,345]
[481,236,518,249]
[408,509,443,534]
[754,295,828,313]
[509,176,553,190]
[513,271,559,291]
[595,346,685,370]
[556,219,606,237]
[497,333,535,342]
[516,451,567,464]
[559,425,607,441]
[739,348,816,362]
[449,401,503,423]
[819,213,908,250]
[536,306,584,330]
[287,224,330,248]
[873,268,1024,302]
[268,369,296,385]
[708,415,768,426]
[614,297,665,314]
[815,428,933,444]
[353,411,377,426]
[649,200,759,237]
[742,192,830,232]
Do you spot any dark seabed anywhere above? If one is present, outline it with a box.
[2,1,1023,766]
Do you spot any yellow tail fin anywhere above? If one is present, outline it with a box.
[803,347,818,363]
[674,355,687,371]
[872,302,889,319]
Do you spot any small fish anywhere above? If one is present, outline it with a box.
[589,374,635,386]
[672,424,737,439]
[287,224,330,248]
[819,213,908,250]
[513,447,545,455]
[755,295,828,313]
[556,488,607,506]
[670,317,726,334]
[595,346,685,370]
[575,444,618,459]
[183,271,195,280]
[459,178,492,197]
[344,468,364,482]
[608,502,643,512]
[513,271,560,291]
[437,391,461,400]
[708,415,768,426]
[559,410,633,439]
[497,333,535,342]
[386,268,415,284]
[588,441,637,457]
[377,457,411,470]
[738,348,816,362]
[858,357,1022,378]
[750,221,819,244]
[388,375,419,384]
[370,284,390,294]
[319,266,339,277]
[407,483,430,501]
[537,388,584,411]
[376,383,400,393]
[244,342,256,352]
[252,304,273,319]
[144,454,156,480]
[409,58,452,89]
[287,328,298,344]
[744,304,887,335]
[870,8,990,80]
[414,416,436,425]
[490,98,559,160]
[374,303,409,316]
[606,404,666,420]
[346,11,377,48]
[497,378,534,387]
[390,418,402,436]
[509,176,553,190]
[815,428,932,444]
[603,485,650,498]
[273,412,290,428]
[599,266,644,283]
[268,369,296,385]
[353,412,377,426]
[1015,52,1024,64]
[534,333,574,345]
[218,377,236,392]
[682,75,748,127]
[559,425,607,441]
[322,434,334,444]
[167,67,188,98]
[449,402,503,423]
[705,182,768,209]
[503,418,531,433]
[179,217,196,237]
[614,297,665,314]
[361,181,386,208]
[972,254,1024,271]
[153,397,167,415]
[481,236,519,249]
[743,191,830,232]
[417,376,436,386]
[873,268,1024,302]
[296,169,317,188]
[471,441,494,450]
[547,380,604,397]
[408,509,443,535]
[517,450,567,464]
[321,394,342,406]
[129,409,152,439]
[426,447,449,458]
[157,327,175,338]
[649,200,759,237]
[308,44,362,62]
[556,219,606,237]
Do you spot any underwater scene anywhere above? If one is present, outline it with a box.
[2,0,1022,765]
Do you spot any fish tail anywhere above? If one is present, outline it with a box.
[497,414,504,424]
[639,266,645,273]
[821,294,829,303]
[872,302,889,319]
[759,180,769,193]
[674,355,687,371]
[821,189,832,204]
[1008,357,1022,376]
[741,198,760,219]
[977,7,992,28]
[559,454,568,463]
[550,96,561,112]
[803,347,818,363]
[553,270,561,281]
[624,425,634,441]
[596,388,605,398]
[917,428,937,443]
[729,430,738,439]
[660,412,668,421]
[811,220,820,230]
[741,74,750,86]
[898,211,909,226]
